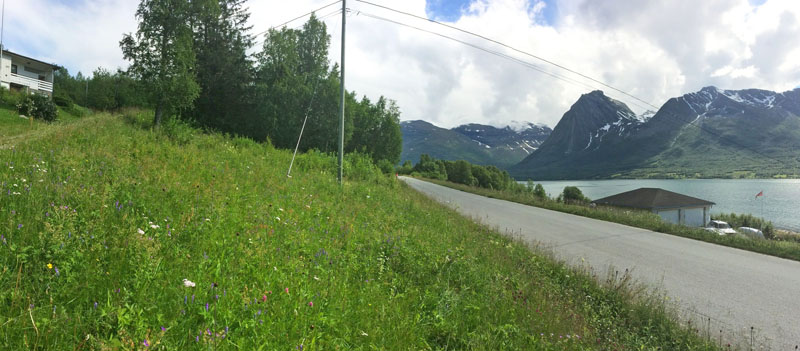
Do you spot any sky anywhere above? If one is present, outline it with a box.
[2,0,799,129]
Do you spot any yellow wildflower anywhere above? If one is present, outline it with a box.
[47,263,53,269]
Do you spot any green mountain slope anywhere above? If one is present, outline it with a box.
[512,87,800,179]
[401,120,550,168]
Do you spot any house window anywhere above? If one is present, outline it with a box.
[38,75,46,81]
[11,64,17,74]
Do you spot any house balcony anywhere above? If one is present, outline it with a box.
[8,72,53,93]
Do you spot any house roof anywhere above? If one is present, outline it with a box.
[592,188,715,210]
[2,49,59,69]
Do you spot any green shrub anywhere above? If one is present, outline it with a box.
[376,159,395,174]
[534,183,547,198]
[161,117,197,145]
[345,152,383,181]
[53,95,73,107]
[560,186,590,204]
[16,94,58,122]
[397,160,413,175]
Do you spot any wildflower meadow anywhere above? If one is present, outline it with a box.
[0,109,720,349]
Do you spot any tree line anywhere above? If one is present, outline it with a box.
[55,0,401,165]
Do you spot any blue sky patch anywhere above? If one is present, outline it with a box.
[425,0,473,22]
[426,0,557,25]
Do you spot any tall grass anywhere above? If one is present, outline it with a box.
[425,178,800,262]
[0,110,719,349]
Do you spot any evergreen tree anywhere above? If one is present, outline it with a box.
[189,0,254,135]
[120,0,200,126]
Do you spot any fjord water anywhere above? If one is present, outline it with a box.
[531,179,800,230]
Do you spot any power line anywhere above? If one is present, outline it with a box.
[355,11,616,104]
[252,0,342,38]
[252,8,343,48]
[355,0,659,111]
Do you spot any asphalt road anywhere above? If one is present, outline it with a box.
[402,177,800,350]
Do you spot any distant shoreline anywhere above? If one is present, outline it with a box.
[515,176,800,181]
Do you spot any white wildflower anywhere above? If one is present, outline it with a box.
[205,218,210,222]
[12,192,20,195]
[150,224,160,229]
[361,331,368,336]
[182,279,196,288]
[137,228,145,235]
[278,208,284,212]
[313,276,320,281]
[275,216,281,221]
[12,184,17,187]
[21,178,26,182]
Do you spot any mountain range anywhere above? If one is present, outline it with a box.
[511,87,800,179]
[400,120,552,168]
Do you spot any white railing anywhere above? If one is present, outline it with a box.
[8,73,53,92]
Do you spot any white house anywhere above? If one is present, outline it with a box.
[0,50,58,96]
[592,188,714,227]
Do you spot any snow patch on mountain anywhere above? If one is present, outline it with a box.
[504,120,549,133]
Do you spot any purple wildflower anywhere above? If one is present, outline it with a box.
[196,335,199,342]
[94,302,98,309]
[17,224,22,229]
[205,303,209,311]
[161,326,166,332]
[54,266,60,276]
[143,339,150,347]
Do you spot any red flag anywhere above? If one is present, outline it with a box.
[755,191,763,199]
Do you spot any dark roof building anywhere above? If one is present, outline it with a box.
[593,188,715,227]
[593,188,715,210]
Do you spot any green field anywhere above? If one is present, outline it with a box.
[0,110,719,349]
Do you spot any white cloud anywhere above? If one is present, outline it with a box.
[3,0,799,128]
[2,0,138,75]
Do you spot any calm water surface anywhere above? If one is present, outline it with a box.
[529,179,800,230]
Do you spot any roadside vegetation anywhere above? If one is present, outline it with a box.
[403,155,800,262]
[0,109,724,349]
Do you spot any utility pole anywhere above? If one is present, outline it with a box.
[337,0,346,184]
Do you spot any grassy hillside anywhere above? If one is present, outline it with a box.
[0,110,718,349]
